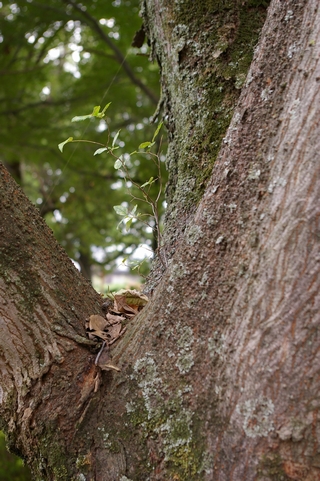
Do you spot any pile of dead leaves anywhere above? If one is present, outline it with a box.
[85,289,148,371]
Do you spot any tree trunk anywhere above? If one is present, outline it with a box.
[0,0,320,480]
[78,251,93,282]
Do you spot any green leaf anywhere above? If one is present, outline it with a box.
[125,218,133,231]
[71,114,93,122]
[114,157,124,170]
[58,137,73,152]
[112,130,121,148]
[130,259,145,270]
[92,105,101,116]
[94,147,109,156]
[101,102,111,114]
[95,103,111,118]
[152,120,163,142]
[131,204,138,215]
[114,205,128,216]
[139,141,153,149]
[140,177,155,188]
[71,103,110,122]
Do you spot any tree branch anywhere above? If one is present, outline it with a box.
[63,0,159,106]
[0,94,93,116]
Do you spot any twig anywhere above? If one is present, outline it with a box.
[94,340,106,365]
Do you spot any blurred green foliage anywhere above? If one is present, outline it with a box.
[0,431,32,480]
[0,0,165,280]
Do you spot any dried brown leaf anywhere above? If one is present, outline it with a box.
[88,330,110,342]
[113,289,148,309]
[85,315,110,341]
[88,314,108,331]
[106,312,125,324]
[104,323,122,341]
[99,362,121,372]
[86,314,123,342]
[109,326,126,345]
[114,296,138,315]
[85,289,147,344]
[122,312,136,319]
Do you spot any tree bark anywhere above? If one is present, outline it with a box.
[0,0,320,480]
[78,251,93,282]
[0,164,104,478]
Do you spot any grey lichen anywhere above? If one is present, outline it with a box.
[129,351,203,478]
[175,324,194,374]
[154,408,193,460]
[169,262,190,281]
[207,331,227,362]
[133,353,163,418]
[176,352,194,374]
[236,396,275,438]
[185,224,203,246]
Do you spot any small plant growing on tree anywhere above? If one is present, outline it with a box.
[58,104,166,271]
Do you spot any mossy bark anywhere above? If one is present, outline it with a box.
[1,0,320,480]
[142,0,270,267]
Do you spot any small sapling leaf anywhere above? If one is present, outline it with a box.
[114,205,128,216]
[112,130,121,148]
[58,137,73,152]
[58,102,165,270]
[71,114,93,122]
[131,204,138,215]
[93,105,111,119]
[72,103,111,122]
[152,120,163,142]
[129,259,146,271]
[101,102,111,115]
[139,141,153,149]
[94,147,109,156]
[125,218,133,231]
[140,177,155,188]
[114,157,124,170]
[92,105,101,116]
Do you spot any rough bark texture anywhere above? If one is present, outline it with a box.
[0,164,105,478]
[0,0,320,480]
[143,0,270,272]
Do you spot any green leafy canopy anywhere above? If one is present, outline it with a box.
[0,0,167,283]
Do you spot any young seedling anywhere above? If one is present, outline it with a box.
[58,104,166,270]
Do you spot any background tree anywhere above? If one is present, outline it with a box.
[0,0,165,280]
[0,0,320,480]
